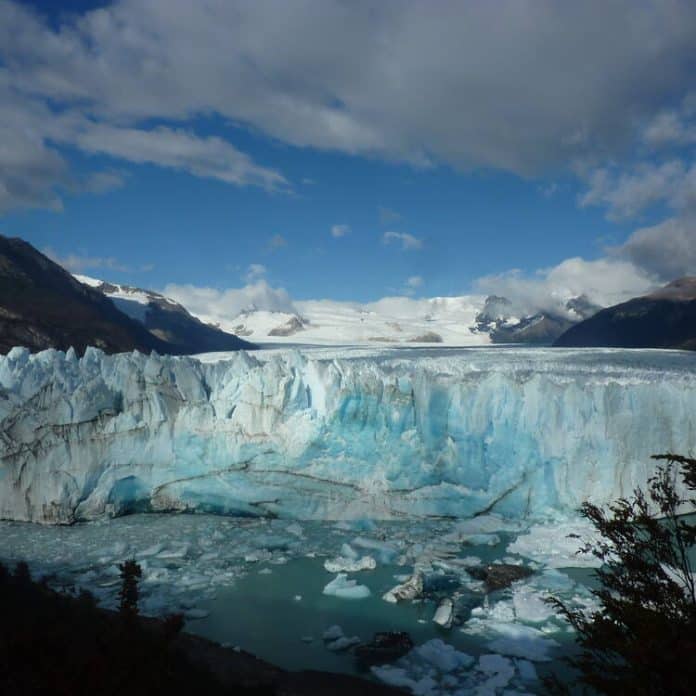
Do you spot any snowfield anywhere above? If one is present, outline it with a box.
[193,295,491,345]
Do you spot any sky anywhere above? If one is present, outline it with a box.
[1,0,695,319]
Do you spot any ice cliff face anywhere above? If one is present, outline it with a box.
[1,346,695,524]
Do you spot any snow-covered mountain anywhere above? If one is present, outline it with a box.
[74,270,601,348]
[473,294,600,344]
[196,292,600,346]
[75,275,254,353]
[0,236,168,356]
[196,296,492,345]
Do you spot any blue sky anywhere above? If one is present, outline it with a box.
[1,0,694,312]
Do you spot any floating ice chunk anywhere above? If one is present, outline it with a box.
[486,623,559,662]
[507,520,600,568]
[184,608,209,620]
[370,666,418,692]
[461,533,501,546]
[326,635,361,651]
[432,598,454,628]
[294,595,302,601]
[258,568,272,575]
[322,573,371,599]
[515,659,538,681]
[138,543,163,558]
[286,522,304,538]
[383,571,423,603]
[453,514,523,536]
[324,554,376,573]
[415,639,474,672]
[476,654,515,693]
[157,544,190,559]
[470,600,516,624]
[340,543,358,559]
[322,624,344,641]
[512,585,556,624]
[352,536,398,563]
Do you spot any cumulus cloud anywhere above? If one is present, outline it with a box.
[383,231,423,250]
[331,224,350,238]
[612,215,696,280]
[244,263,267,282]
[163,280,296,319]
[399,274,424,296]
[643,110,696,148]
[579,161,696,220]
[475,257,658,318]
[2,0,696,212]
[75,125,287,191]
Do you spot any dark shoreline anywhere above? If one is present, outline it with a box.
[0,560,404,696]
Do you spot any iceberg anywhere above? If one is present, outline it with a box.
[0,346,695,524]
[322,573,371,599]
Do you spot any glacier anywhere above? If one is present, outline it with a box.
[0,345,695,524]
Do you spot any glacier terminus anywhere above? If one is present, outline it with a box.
[1,345,694,525]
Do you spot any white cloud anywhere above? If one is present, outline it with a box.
[75,125,287,191]
[2,0,696,213]
[244,263,267,282]
[612,215,696,280]
[399,274,424,296]
[331,224,350,238]
[475,257,658,318]
[643,111,696,147]
[164,280,296,318]
[579,161,691,221]
[383,231,423,250]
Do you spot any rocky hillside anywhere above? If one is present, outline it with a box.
[554,278,696,350]
[76,275,254,354]
[0,235,170,355]
[0,235,254,355]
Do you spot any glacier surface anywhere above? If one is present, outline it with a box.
[0,345,695,524]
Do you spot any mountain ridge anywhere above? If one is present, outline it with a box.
[554,278,696,350]
[0,235,254,355]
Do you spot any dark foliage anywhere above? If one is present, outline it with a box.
[548,454,696,695]
[0,560,273,695]
[118,559,142,619]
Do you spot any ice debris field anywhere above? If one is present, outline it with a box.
[1,345,695,694]
[0,512,601,695]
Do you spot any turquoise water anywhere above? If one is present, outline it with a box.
[0,514,603,693]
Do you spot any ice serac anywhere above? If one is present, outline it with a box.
[0,346,695,524]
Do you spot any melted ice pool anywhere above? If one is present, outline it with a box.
[0,513,603,694]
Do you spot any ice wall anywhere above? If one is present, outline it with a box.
[1,346,694,524]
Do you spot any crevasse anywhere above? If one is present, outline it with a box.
[0,346,694,524]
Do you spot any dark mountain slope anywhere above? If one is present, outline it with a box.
[0,235,255,355]
[80,277,254,354]
[0,235,173,355]
[553,278,696,350]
